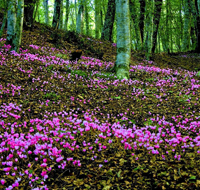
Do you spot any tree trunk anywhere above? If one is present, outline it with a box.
[166,0,170,53]
[139,0,145,47]
[160,26,167,52]
[59,0,63,29]
[151,0,162,53]
[182,0,191,51]
[76,0,84,34]
[175,0,183,51]
[64,0,69,30]
[52,0,61,29]
[14,0,24,52]
[0,0,8,38]
[75,0,77,24]
[24,0,36,30]
[130,0,142,50]
[6,0,16,47]
[84,0,90,36]
[43,0,49,25]
[95,0,101,38]
[144,0,153,59]
[33,0,39,22]
[101,0,115,41]
[115,0,131,80]
[194,0,200,52]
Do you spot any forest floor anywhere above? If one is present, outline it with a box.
[0,19,200,190]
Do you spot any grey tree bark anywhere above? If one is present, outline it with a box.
[76,0,84,34]
[6,0,17,47]
[6,0,24,53]
[43,0,49,25]
[14,0,24,52]
[115,0,131,80]
[101,0,115,41]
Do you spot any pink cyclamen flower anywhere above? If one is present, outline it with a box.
[1,179,5,185]
[41,170,47,177]
[3,167,11,172]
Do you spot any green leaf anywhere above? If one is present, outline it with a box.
[189,176,196,180]
[58,130,66,133]
[155,125,159,131]
[36,180,42,184]
[134,167,144,171]
[117,170,121,178]
[29,169,33,174]
[130,119,136,124]
[196,71,200,77]
[114,96,121,99]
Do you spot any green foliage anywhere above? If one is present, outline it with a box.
[92,72,116,80]
[110,96,121,99]
[196,71,200,77]
[144,119,153,126]
[42,92,60,102]
[178,94,191,103]
[56,53,68,59]
[46,65,54,72]
[71,69,88,77]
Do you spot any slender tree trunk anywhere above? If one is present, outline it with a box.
[130,0,142,50]
[115,0,131,80]
[160,26,167,52]
[101,0,115,41]
[0,0,8,38]
[6,0,16,47]
[14,0,24,52]
[182,0,191,51]
[95,0,101,38]
[190,26,196,49]
[144,0,153,59]
[59,0,63,29]
[76,0,84,33]
[151,0,162,53]
[166,0,170,53]
[75,0,77,24]
[70,9,75,30]
[84,0,90,36]
[43,0,49,25]
[64,0,69,30]
[139,0,145,47]
[195,0,200,52]
[24,0,36,30]
[33,0,39,23]
[52,0,61,29]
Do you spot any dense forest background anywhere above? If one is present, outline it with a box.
[0,0,200,54]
